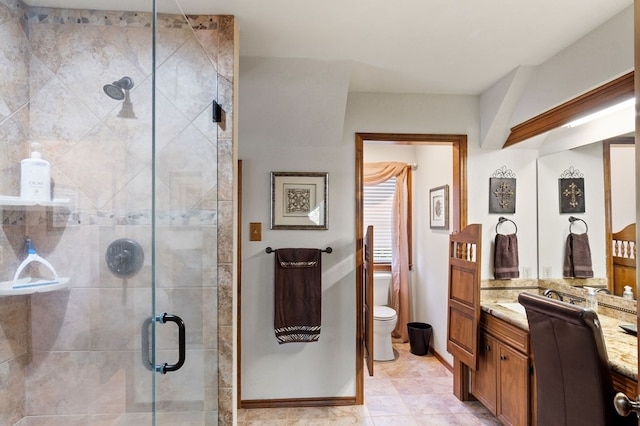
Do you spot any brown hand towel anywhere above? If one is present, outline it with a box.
[494,233,520,279]
[274,248,322,344]
[563,233,594,278]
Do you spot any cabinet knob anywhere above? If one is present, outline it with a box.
[614,392,640,417]
[484,345,491,351]
[500,355,507,361]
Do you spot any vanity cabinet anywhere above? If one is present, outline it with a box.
[473,332,498,412]
[472,313,531,426]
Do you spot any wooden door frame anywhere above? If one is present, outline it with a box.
[634,1,640,421]
[355,133,468,404]
[603,137,635,294]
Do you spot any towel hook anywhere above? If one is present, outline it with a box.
[496,217,517,234]
[569,216,588,233]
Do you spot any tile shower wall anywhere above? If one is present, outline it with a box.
[0,2,235,425]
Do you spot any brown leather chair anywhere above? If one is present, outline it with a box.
[518,292,636,426]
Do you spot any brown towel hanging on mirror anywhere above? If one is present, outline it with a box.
[563,233,593,278]
[494,233,519,279]
[273,248,322,343]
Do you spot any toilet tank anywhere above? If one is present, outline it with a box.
[373,271,392,306]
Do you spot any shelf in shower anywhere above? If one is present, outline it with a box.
[0,277,70,297]
[0,195,70,208]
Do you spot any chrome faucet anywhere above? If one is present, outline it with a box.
[595,288,611,294]
[542,288,563,301]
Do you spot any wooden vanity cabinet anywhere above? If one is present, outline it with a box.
[473,332,497,413]
[472,313,531,426]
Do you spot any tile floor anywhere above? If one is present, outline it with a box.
[237,343,501,425]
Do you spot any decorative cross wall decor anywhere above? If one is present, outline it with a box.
[489,165,516,214]
[559,166,585,213]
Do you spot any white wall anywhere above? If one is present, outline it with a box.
[413,144,454,363]
[239,57,356,400]
[509,5,633,127]
[611,144,636,231]
[467,146,539,281]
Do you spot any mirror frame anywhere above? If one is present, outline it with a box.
[503,71,634,148]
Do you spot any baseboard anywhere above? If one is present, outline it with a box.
[431,347,453,373]
[240,396,356,409]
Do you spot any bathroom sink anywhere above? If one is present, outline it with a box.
[497,302,526,316]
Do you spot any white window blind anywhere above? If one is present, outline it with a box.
[363,178,395,263]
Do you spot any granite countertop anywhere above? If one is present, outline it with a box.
[482,299,638,382]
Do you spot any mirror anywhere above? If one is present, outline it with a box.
[537,142,608,281]
[536,136,635,296]
[605,137,636,296]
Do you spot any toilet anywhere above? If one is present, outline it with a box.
[373,272,398,361]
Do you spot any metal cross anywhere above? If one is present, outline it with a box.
[563,182,583,208]
[494,181,514,209]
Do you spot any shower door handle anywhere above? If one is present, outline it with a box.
[155,313,186,374]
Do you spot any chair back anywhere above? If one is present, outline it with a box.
[518,292,633,426]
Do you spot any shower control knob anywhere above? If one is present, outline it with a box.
[106,238,144,278]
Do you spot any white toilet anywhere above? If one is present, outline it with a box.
[373,272,398,361]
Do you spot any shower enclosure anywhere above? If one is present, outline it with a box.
[0,0,235,424]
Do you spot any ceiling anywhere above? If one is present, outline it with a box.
[27,0,633,95]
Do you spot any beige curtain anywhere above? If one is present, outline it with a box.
[364,162,411,342]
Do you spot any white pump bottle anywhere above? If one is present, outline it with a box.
[20,142,51,201]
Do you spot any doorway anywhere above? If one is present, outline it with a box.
[354,133,468,403]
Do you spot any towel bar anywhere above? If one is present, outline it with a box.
[265,246,332,254]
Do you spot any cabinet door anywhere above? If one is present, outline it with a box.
[471,331,497,414]
[497,344,529,426]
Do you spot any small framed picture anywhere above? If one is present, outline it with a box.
[429,185,449,230]
[271,172,328,230]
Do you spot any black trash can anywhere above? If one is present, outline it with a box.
[407,322,432,356]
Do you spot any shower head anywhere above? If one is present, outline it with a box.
[103,76,134,100]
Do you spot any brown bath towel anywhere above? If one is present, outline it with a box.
[494,233,520,279]
[563,233,594,278]
[274,248,322,344]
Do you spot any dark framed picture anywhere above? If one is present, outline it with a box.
[559,178,585,213]
[271,172,328,230]
[489,177,516,214]
[429,185,449,229]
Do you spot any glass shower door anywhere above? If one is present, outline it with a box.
[0,0,226,423]
[150,1,222,423]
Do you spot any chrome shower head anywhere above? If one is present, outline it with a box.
[103,84,125,100]
[103,77,134,100]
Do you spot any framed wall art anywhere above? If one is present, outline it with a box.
[271,171,328,230]
[559,166,585,214]
[429,185,449,230]
[489,165,516,214]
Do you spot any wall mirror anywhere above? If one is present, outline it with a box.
[537,136,635,296]
[507,72,635,297]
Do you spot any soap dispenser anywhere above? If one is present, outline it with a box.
[20,142,51,201]
[585,286,598,313]
[623,286,634,300]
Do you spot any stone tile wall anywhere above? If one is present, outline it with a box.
[0,2,235,424]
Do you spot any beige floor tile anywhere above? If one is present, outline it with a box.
[239,343,498,425]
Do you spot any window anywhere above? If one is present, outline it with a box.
[363,176,413,267]
[363,178,395,264]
